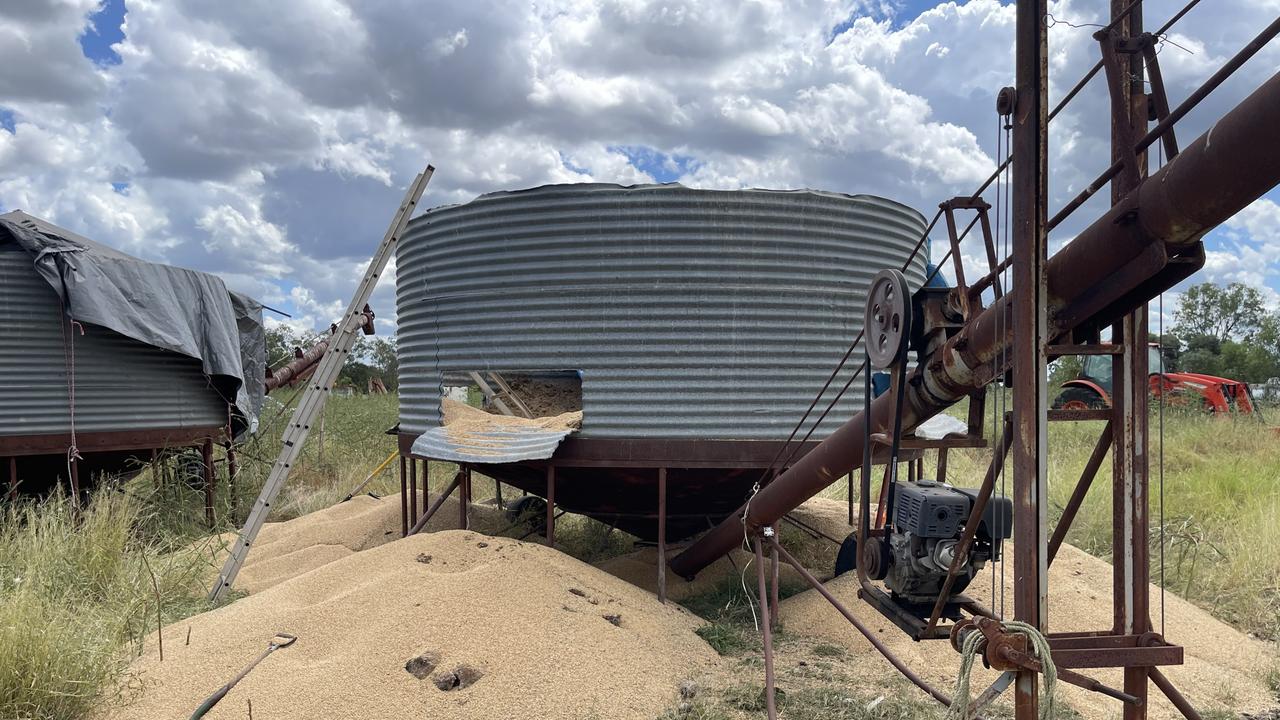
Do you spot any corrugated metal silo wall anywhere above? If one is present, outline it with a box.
[397,184,928,440]
[0,247,229,436]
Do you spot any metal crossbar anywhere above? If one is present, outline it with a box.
[208,165,434,602]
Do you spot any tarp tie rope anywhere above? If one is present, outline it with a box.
[946,620,1057,720]
[60,301,85,496]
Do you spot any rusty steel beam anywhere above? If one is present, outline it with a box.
[1150,667,1204,720]
[1010,2,1050,717]
[670,69,1280,580]
[1109,5,1154,718]
[753,537,779,720]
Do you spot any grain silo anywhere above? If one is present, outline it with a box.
[394,184,926,565]
[0,211,265,517]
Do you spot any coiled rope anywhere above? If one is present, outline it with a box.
[946,620,1057,720]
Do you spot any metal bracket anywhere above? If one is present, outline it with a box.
[1138,33,1180,159]
[1096,28,1145,192]
[939,196,1003,320]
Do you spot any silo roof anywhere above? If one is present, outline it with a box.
[0,210,265,430]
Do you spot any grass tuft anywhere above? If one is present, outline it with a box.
[0,492,214,720]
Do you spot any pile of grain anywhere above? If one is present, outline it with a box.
[441,397,581,435]
[502,373,583,416]
[192,491,496,594]
[780,542,1277,718]
[104,531,722,720]
[597,496,854,600]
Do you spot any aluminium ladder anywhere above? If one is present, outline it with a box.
[209,165,434,602]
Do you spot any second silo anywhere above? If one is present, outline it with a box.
[398,183,927,437]
[396,183,927,540]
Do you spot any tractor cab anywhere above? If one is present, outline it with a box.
[1077,345,1165,395]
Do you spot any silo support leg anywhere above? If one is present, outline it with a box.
[770,534,780,627]
[753,535,779,720]
[846,471,854,526]
[226,441,239,520]
[409,458,418,528]
[657,468,667,604]
[6,456,16,500]
[408,470,463,536]
[546,466,556,549]
[459,465,470,531]
[202,439,215,527]
[399,454,408,537]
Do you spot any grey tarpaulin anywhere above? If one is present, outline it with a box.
[0,210,266,433]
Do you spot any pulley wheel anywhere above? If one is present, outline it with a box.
[864,269,911,369]
[860,536,891,581]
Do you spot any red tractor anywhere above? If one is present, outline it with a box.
[1054,344,1257,414]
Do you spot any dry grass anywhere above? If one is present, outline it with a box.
[0,492,215,720]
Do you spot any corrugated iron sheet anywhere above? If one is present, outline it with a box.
[397,183,928,440]
[0,247,228,436]
[410,425,577,464]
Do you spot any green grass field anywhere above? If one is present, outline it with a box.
[0,391,1276,719]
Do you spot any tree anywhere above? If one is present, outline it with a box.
[368,337,399,390]
[1172,282,1268,344]
[1216,340,1280,382]
[265,325,302,368]
[1048,355,1083,389]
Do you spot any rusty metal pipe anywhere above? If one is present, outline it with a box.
[1150,667,1203,720]
[1049,15,1280,230]
[671,70,1280,579]
[265,339,329,392]
[264,311,373,392]
[753,537,779,720]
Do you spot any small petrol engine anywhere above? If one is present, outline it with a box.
[884,481,1012,603]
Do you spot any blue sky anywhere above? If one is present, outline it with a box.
[2,0,1277,332]
[78,0,125,65]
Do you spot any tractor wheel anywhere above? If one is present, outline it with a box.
[504,495,548,532]
[835,532,858,577]
[1053,386,1106,410]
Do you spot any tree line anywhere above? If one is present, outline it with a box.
[1162,282,1280,384]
